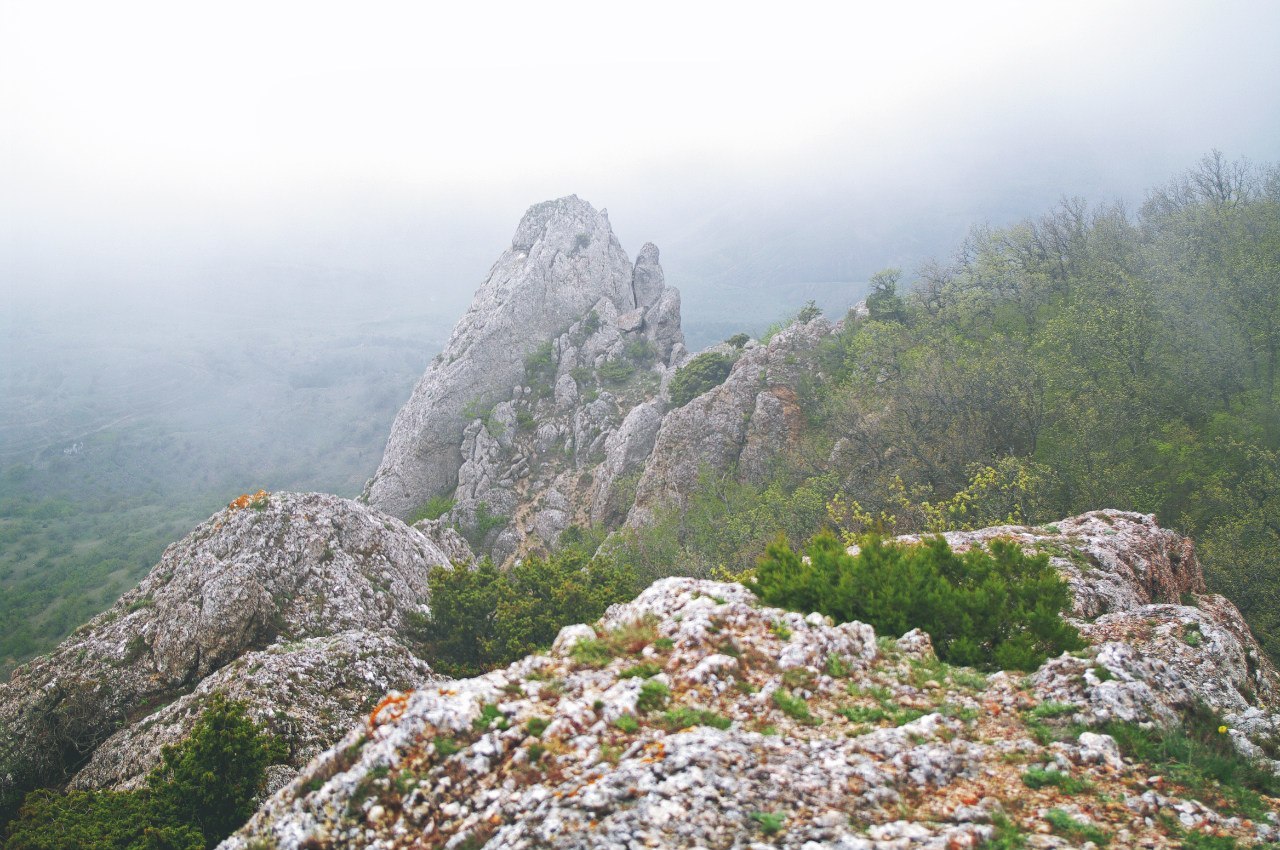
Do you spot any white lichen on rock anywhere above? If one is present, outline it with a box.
[224,514,1280,850]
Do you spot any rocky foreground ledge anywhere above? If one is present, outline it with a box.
[224,511,1280,849]
[0,492,463,819]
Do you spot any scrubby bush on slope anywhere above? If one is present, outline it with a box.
[753,532,1083,670]
[3,694,284,850]
[668,352,733,407]
[411,545,641,678]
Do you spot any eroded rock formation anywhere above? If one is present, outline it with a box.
[223,512,1280,850]
[0,492,459,821]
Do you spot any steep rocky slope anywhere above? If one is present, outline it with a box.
[365,196,685,525]
[0,491,464,822]
[224,511,1280,849]
[363,195,852,563]
[626,316,835,526]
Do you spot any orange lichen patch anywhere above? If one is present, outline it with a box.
[640,741,667,763]
[370,690,414,728]
[229,489,270,510]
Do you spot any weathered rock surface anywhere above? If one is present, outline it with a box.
[365,196,685,521]
[628,317,833,525]
[0,491,453,821]
[223,514,1280,850]
[897,510,1278,735]
[70,631,438,794]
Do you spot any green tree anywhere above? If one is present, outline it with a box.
[865,268,907,323]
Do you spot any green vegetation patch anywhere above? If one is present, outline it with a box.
[772,689,818,725]
[753,533,1083,670]
[668,352,734,407]
[636,680,671,714]
[748,811,786,835]
[1100,704,1280,818]
[1044,809,1110,847]
[570,618,661,670]
[408,495,456,524]
[410,548,641,678]
[656,707,732,731]
[3,694,285,849]
[1021,767,1093,794]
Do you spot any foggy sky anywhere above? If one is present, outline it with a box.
[3,0,1280,317]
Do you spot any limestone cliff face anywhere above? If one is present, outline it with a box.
[362,195,843,562]
[223,512,1280,850]
[0,492,461,821]
[365,196,684,521]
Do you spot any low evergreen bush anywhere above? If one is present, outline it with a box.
[3,695,284,850]
[752,532,1082,670]
[668,352,733,407]
[411,548,641,678]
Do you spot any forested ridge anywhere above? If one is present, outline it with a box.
[611,152,1280,662]
[3,153,1277,677]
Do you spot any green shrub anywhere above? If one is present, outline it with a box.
[2,790,202,850]
[668,352,734,407]
[598,357,636,385]
[522,341,557,398]
[623,338,658,366]
[412,550,640,678]
[636,681,671,713]
[753,532,1083,670]
[146,694,288,846]
[461,502,508,549]
[725,333,750,349]
[4,695,284,850]
[408,495,455,524]
[460,399,498,431]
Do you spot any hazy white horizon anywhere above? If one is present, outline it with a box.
[3,0,1279,310]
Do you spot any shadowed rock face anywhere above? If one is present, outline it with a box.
[626,317,833,527]
[0,492,458,824]
[224,512,1280,850]
[365,196,682,520]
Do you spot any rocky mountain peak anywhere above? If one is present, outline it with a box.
[365,196,686,533]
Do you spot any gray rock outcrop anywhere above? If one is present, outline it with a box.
[70,631,437,794]
[0,491,455,822]
[628,316,832,525]
[222,513,1280,850]
[365,196,684,521]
